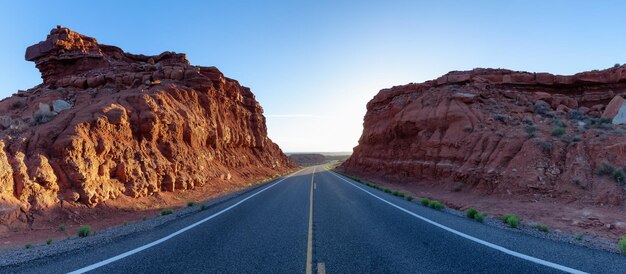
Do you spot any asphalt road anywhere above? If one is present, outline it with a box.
[3,165,626,273]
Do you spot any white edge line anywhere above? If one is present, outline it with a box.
[68,168,307,274]
[328,171,587,274]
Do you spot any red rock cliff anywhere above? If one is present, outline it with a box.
[342,66,626,206]
[0,26,295,224]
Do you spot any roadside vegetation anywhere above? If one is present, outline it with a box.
[502,214,520,228]
[77,225,92,237]
[466,208,485,223]
[187,201,196,207]
[428,200,444,210]
[161,208,174,216]
[619,237,626,255]
[535,224,550,232]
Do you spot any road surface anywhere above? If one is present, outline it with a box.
[3,165,626,273]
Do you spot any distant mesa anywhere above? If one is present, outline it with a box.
[288,153,350,166]
[0,26,295,227]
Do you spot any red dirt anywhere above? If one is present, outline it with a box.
[341,67,626,240]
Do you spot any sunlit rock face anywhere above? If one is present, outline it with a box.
[0,26,295,224]
[343,66,626,206]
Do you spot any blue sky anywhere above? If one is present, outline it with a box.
[1,1,625,152]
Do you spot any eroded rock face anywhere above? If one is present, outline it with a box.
[342,67,626,206]
[0,26,294,224]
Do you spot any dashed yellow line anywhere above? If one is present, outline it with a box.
[306,167,316,274]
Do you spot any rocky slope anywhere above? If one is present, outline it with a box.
[342,66,626,228]
[0,26,294,229]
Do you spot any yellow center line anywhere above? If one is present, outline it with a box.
[306,167,316,274]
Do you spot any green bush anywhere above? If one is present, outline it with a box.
[466,208,478,219]
[161,208,173,216]
[46,239,52,245]
[551,127,565,137]
[59,224,66,232]
[384,188,392,193]
[502,215,520,228]
[77,225,92,237]
[25,243,32,249]
[187,201,196,207]
[474,212,485,223]
[536,224,550,232]
[428,200,444,210]
[466,208,485,222]
[143,216,148,221]
[200,204,207,211]
[619,237,626,254]
[420,198,431,206]
[405,196,413,202]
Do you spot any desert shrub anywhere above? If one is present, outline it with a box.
[200,204,207,211]
[405,196,413,201]
[187,201,196,207]
[615,169,626,185]
[619,237,626,254]
[466,208,478,219]
[597,162,626,184]
[32,110,56,124]
[428,200,444,210]
[600,117,613,124]
[572,135,582,142]
[551,119,567,128]
[575,235,583,241]
[143,216,148,221]
[474,212,485,223]
[502,214,520,228]
[494,114,509,122]
[597,162,617,176]
[551,127,565,137]
[420,198,431,206]
[522,118,533,125]
[384,188,392,193]
[46,239,52,245]
[536,224,550,232]
[161,208,173,216]
[25,243,32,249]
[59,224,66,232]
[77,225,92,237]
[525,125,537,137]
[615,63,622,68]
[534,101,551,115]
[567,110,584,121]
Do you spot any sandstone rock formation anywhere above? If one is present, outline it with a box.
[0,26,294,226]
[342,66,626,207]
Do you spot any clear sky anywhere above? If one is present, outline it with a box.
[1,1,625,152]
